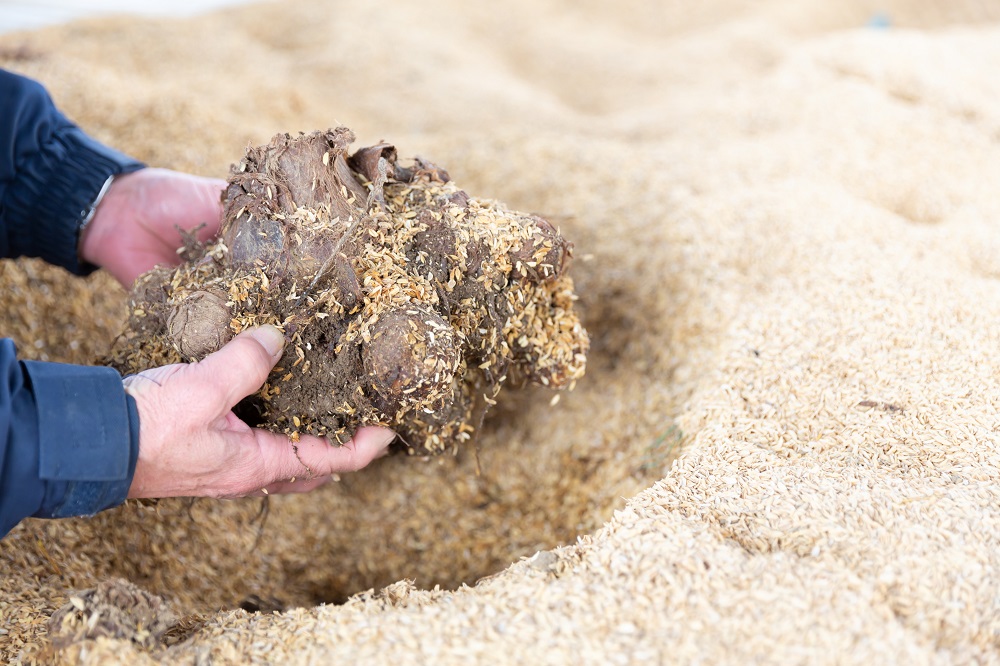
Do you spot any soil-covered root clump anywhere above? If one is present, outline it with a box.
[108,128,588,454]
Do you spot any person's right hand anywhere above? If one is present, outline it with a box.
[123,324,395,499]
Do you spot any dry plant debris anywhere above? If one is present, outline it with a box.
[47,578,175,651]
[108,128,588,454]
[12,2,1000,663]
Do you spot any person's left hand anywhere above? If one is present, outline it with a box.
[79,168,226,288]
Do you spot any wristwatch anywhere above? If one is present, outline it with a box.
[77,174,115,243]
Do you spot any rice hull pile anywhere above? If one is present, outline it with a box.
[109,129,587,453]
[3,0,1000,664]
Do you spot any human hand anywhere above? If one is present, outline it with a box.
[124,324,396,499]
[79,168,226,288]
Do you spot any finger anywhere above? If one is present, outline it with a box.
[353,426,396,459]
[257,476,331,495]
[254,426,396,484]
[189,326,285,410]
[149,169,225,229]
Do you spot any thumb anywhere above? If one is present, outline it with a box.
[191,325,286,410]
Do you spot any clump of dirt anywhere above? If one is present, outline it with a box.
[47,578,176,651]
[108,128,588,454]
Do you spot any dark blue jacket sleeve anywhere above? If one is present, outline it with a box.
[0,69,144,273]
[0,340,140,537]
[0,69,144,537]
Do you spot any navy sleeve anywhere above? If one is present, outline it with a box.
[0,70,144,537]
[0,68,144,273]
[0,339,140,537]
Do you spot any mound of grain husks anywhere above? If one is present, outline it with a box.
[3,1,1000,663]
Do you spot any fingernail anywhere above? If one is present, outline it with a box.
[249,325,285,357]
[357,426,397,453]
[375,428,397,451]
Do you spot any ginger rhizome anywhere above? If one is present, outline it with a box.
[109,129,588,454]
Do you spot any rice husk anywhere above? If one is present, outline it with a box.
[3,0,1000,663]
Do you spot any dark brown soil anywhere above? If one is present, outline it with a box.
[108,129,589,454]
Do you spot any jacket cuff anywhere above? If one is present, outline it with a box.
[4,126,144,275]
[23,361,139,518]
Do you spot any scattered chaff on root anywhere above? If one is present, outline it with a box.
[109,128,588,454]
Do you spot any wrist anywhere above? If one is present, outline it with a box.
[76,174,117,270]
[2,119,144,275]
[78,169,146,272]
